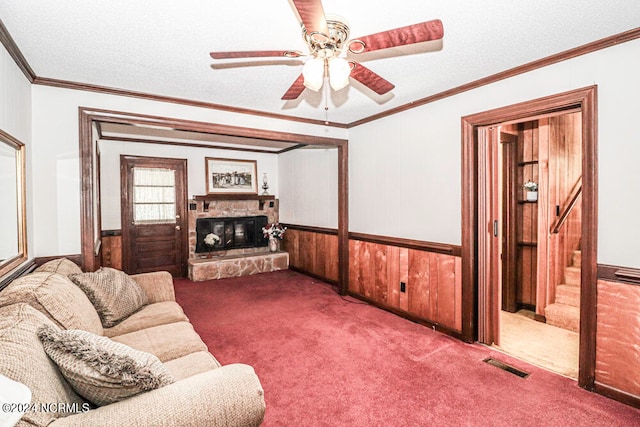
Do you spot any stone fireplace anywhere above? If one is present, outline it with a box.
[187,196,288,280]
[194,215,269,253]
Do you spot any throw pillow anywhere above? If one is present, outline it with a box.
[34,257,83,277]
[69,267,149,327]
[38,324,174,406]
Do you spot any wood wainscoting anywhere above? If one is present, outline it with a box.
[282,224,463,338]
[595,264,640,408]
[281,225,339,284]
[100,230,122,270]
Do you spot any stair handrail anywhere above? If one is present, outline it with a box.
[551,176,582,234]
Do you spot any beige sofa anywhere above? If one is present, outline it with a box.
[0,258,265,427]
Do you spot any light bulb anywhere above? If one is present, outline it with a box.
[328,57,351,91]
[303,58,325,91]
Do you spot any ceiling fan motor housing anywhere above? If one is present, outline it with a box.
[303,15,350,58]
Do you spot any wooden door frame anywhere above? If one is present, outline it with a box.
[461,86,598,389]
[500,131,519,314]
[120,155,188,276]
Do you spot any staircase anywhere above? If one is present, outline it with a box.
[544,250,581,332]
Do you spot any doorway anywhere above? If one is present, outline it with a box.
[120,155,188,276]
[492,115,582,378]
[460,86,598,390]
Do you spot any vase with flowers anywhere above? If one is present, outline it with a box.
[262,223,286,252]
[203,232,220,258]
[523,181,538,201]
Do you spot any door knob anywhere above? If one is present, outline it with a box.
[175,225,181,231]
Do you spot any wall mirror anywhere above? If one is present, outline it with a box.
[0,129,27,279]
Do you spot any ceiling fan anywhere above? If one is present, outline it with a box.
[210,0,444,100]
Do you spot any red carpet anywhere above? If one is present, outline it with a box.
[174,270,640,426]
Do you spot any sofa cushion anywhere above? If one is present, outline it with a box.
[111,321,208,362]
[34,257,83,277]
[130,271,176,303]
[0,272,103,335]
[38,324,174,406]
[70,268,149,328]
[103,301,189,338]
[0,304,88,427]
[164,351,222,381]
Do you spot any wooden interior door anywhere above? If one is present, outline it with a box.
[477,126,502,345]
[121,156,188,276]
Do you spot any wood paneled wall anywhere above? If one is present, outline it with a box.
[595,278,640,402]
[283,225,463,334]
[101,232,122,270]
[405,247,462,331]
[281,227,339,283]
[547,113,583,304]
[349,240,462,332]
[517,121,539,308]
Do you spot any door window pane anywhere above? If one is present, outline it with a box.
[133,167,176,224]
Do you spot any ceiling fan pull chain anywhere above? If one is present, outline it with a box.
[324,80,330,124]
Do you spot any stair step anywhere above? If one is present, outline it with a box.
[572,250,581,268]
[545,303,580,332]
[564,266,581,286]
[556,284,580,307]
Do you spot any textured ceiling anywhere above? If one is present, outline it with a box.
[1,1,639,124]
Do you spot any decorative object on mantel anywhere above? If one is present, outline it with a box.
[206,157,258,195]
[262,173,269,195]
[263,223,287,252]
[523,181,538,201]
[203,233,221,258]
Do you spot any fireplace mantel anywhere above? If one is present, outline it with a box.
[194,194,275,210]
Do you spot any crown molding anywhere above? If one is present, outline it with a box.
[348,27,640,128]
[0,18,35,82]
[2,17,638,128]
[32,76,348,128]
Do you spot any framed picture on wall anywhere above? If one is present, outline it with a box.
[206,157,258,194]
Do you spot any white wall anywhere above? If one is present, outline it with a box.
[349,38,640,268]
[0,46,30,142]
[278,148,338,228]
[23,37,640,268]
[99,140,279,230]
[0,43,33,269]
[30,85,346,256]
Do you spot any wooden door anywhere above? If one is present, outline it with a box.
[477,126,501,345]
[120,156,188,276]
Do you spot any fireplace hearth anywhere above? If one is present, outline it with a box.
[195,215,268,253]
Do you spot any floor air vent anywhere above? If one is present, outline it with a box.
[483,358,530,378]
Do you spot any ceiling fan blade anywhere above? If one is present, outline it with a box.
[349,63,395,95]
[210,50,303,59]
[281,74,306,100]
[290,0,329,37]
[348,19,444,54]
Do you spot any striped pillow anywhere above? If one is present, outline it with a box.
[70,268,149,327]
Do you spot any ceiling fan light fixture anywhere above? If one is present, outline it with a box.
[328,57,350,91]
[303,57,325,91]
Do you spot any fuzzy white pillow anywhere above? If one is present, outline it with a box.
[38,324,174,406]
